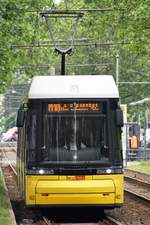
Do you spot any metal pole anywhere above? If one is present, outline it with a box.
[137,105,141,126]
[116,54,119,88]
[61,53,66,75]
[125,124,128,166]
[144,102,148,149]
[55,47,72,76]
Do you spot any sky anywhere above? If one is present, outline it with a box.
[53,0,62,4]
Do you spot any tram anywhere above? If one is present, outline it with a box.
[16,75,124,207]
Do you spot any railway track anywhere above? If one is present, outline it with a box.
[124,168,150,182]
[40,215,123,225]
[124,169,150,204]
[125,188,150,204]
[0,143,17,169]
[2,148,149,225]
[0,142,17,153]
[1,148,17,176]
[15,211,123,225]
[1,146,122,225]
[125,174,150,187]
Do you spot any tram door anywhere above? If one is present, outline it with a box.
[17,127,25,199]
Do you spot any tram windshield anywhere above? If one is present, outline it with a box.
[26,100,123,166]
[27,102,111,165]
[40,102,109,164]
[40,114,108,163]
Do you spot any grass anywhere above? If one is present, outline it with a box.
[0,171,13,225]
[127,160,150,174]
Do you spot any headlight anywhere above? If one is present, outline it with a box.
[106,169,112,174]
[96,167,123,174]
[39,169,44,174]
[27,168,54,175]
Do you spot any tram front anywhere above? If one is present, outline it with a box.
[17,75,124,208]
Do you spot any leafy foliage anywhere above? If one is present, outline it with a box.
[0,0,150,123]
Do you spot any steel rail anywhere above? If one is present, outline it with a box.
[0,147,17,153]
[105,215,123,225]
[124,175,150,188]
[124,171,150,203]
[41,215,123,225]
[124,168,150,176]
[1,150,17,176]
[124,168,150,182]
[42,216,52,225]
[125,188,150,204]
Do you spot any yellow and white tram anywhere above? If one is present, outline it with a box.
[17,75,124,208]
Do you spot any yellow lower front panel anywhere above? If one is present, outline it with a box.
[25,174,124,206]
[35,193,115,205]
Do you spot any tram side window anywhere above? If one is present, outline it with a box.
[27,113,37,162]
[110,101,123,163]
[42,115,55,161]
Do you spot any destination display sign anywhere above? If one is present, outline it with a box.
[48,103,101,113]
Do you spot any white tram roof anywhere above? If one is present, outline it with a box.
[28,75,119,99]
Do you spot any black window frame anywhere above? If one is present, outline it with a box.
[26,98,122,168]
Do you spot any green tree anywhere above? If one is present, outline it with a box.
[0,0,150,121]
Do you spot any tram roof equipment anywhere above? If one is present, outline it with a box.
[28,75,119,99]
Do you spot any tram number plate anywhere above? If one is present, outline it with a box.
[66,176,85,180]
